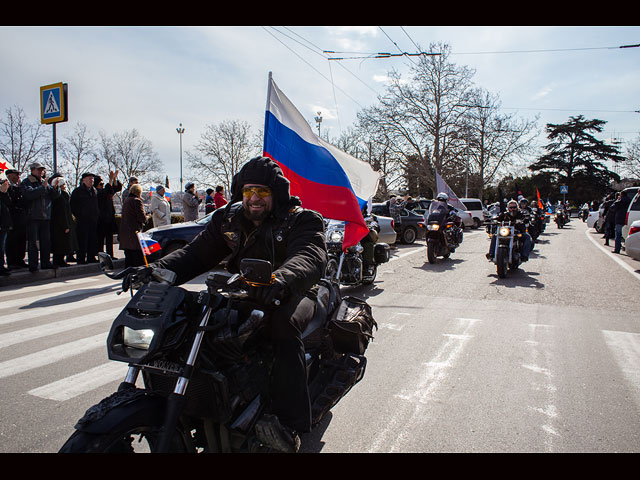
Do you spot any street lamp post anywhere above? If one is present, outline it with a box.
[314,112,322,136]
[176,123,185,191]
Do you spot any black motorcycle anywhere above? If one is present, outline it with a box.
[324,219,390,286]
[59,253,376,453]
[425,202,463,264]
[554,207,568,228]
[486,219,524,278]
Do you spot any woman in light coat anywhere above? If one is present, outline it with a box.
[150,185,171,227]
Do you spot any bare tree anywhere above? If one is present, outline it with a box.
[458,89,539,200]
[100,129,163,186]
[0,105,50,172]
[621,134,640,180]
[58,123,99,187]
[357,42,476,194]
[186,119,261,194]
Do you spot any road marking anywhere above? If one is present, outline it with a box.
[0,291,127,326]
[28,362,126,401]
[368,317,480,453]
[0,333,106,379]
[602,330,640,408]
[0,276,103,298]
[584,229,640,282]
[0,283,119,310]
[0,307,123,349]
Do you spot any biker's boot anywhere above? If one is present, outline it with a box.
[255,414,301,453]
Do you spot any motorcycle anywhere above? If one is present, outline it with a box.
[324,219,390,286]
[554,207,567,228]
[425,202,463,264]
[487,220,524,278]
[59,253,376,453]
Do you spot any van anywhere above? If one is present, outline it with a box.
[623,189,640,239]
[459,198,485,229]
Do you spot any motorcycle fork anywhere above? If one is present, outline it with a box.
[156,304,214,453]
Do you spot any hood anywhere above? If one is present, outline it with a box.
[226,156,293,220]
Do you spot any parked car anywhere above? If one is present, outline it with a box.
[459,198,485,229]
[145,212,214,261]
[623,190,640,239]
[587,210,599,229]
[624,219,640,261]
[406,198,474,229]
[325,215,397,246]
[371,202,425,244]
[595,187,639,234]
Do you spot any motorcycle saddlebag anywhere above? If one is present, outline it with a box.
[373,242,390,264]
[328,296,378,355]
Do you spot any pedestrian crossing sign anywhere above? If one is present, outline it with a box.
[40,82,68,124]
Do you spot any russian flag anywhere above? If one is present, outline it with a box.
[262,73,381,251]
[137,231,162,256]
[150,186,171,202]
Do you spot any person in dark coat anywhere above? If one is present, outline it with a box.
[21,162,60,272]
[0,177,12,276]
[152,156,327,452]
[48,174,78,267]
[613,192,632,254]
[70,172,100,264]
[118,183,147,267]
[204,188,215,214]
[4,168,27,269]
[96,171,123,258]
[603,193,618,247]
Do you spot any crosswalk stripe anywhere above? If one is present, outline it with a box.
[0,276,103,298]
[0,307,124,349]
[0,333,107,379]
[0,283,120,310]
[28,362,127,401]
[0,292,128,326]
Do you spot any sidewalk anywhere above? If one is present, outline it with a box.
[0,256,126,288]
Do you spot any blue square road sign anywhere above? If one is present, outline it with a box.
[40,82,68,124]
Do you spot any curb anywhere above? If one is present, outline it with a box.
[0,258,127,288]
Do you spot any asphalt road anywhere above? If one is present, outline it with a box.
[1,218,639,453]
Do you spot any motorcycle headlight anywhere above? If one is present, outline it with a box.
[499,227,510,237]
[123,327,155,350]
[329,231,343,243]
[427,224,440,231]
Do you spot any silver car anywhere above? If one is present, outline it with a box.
[324,216,397,245]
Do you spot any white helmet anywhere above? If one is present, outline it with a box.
[436,192,449,202]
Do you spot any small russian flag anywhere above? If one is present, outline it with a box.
[137,231,162,256]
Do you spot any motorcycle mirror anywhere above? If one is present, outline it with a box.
[240,258,273,285]
[98,252,114,272]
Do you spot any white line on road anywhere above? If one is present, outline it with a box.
[0,292,127,326]
[368,317,480,453]
[0,276,103,299]
[584,229,640,282]
[0,333,106,379]
[28,362,127,401]
[0,307,123,349]
[602,330,640,408]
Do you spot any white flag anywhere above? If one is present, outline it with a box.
[435,171,467,211]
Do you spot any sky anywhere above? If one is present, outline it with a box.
[1,25,639,189]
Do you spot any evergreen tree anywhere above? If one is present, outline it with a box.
[529,115,624,203]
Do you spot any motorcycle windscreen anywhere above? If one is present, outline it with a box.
[427,202,448,223]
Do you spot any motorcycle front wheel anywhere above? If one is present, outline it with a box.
[426,239,437,264]
[496,247,508,278]
[59,399,194,453]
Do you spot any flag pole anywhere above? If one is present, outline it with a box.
[263,72,273,154]
[136,231,150,267]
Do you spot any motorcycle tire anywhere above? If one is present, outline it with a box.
[59,397,194,453]
[324,258,340,285]
[362,265,377,285]
[496,247,508,278]
[426,240,437,264]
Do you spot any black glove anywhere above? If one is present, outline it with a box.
[248,277,289,306]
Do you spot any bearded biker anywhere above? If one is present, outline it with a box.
[151,156,327,452]
[486,199,532,262]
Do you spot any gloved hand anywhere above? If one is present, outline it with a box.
[248,277,289,306]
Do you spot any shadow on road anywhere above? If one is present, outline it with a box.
[488,268,545,289]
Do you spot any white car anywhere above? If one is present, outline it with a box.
[624,220,640,261]
[587,210,599,229]
[623,191,640,239]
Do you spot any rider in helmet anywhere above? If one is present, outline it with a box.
[486,199,532,262]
